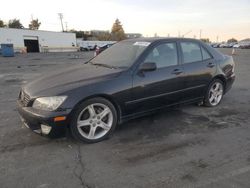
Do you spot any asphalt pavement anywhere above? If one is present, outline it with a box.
[0,49,250,188]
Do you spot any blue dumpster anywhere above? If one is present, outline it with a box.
[1,44,14,57]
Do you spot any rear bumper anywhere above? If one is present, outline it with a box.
[17,100,72,137]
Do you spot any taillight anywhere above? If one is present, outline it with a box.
[232,64,235,73]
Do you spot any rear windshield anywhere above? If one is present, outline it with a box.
[90,41,149,68]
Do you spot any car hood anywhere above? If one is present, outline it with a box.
[23,64,123,97]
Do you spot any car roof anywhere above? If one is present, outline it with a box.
[123,37,224,60]
[124,37,199,43]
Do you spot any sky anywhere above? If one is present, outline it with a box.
[0,0,250,42]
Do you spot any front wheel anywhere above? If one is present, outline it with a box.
[70,98,118,143]
[204,79,224,107]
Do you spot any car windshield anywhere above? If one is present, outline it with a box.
[90,41,150,68]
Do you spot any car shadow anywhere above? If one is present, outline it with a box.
[114,107,190,143]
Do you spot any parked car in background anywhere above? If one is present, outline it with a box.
[240,43,250,49]
[233,43,241,48]
[219,43,229,48]
[80,46,91,51]
[17,38,235,143]
[77,40,117,52]
[211,43,220,48]
[79,44,97,51]
[94,43,115,56]
[228,42,237,48]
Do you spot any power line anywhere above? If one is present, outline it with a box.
[182,30,192,37]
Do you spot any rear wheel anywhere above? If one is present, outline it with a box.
[70,98,117,143]
[204,79,224,107]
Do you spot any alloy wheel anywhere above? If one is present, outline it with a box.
[76,103,113,140]
[208,82,224,106]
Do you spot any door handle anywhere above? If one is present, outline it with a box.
[171,69,183,75]
[207,62,215,68]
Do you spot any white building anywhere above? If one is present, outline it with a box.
[0,28,77,53]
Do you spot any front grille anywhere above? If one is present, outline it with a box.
[19,90,31,107]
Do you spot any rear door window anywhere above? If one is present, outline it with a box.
[201,46,212,60]
[180,42,202,64]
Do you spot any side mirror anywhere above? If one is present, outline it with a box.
[139,62,157,72]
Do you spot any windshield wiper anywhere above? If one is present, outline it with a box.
[90,62,118,69]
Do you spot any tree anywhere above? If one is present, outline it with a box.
[96,32,112,41]
[70,30,88,39]
[0,19,6,27]
[200,38,210,43]
[8,19,24,29]
[29,19,41,30]
[227,38,238,43]
[91,31,111,41]
[111,19,126,41]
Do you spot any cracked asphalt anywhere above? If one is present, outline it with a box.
[0,49,250,188]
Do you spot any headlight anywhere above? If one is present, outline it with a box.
[33,96,67,111]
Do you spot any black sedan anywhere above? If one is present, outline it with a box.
[17,38,235,143]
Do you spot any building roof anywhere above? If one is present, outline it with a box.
[0,27,75,34]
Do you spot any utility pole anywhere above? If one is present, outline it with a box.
[216,35,219,43]
[199,29,202,39]
[58,13,64,32]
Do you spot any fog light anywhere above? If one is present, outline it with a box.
[41,124,52,135]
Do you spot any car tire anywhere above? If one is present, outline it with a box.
[70,97,118,143]
[204,79,224,107]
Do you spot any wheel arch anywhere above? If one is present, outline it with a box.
[68,94,122,126]
[211,75,227,92]
[203,75,226,107]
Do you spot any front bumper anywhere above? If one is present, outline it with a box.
[17,100,72,137]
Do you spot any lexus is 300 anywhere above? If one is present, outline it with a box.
[17,38,235,143]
